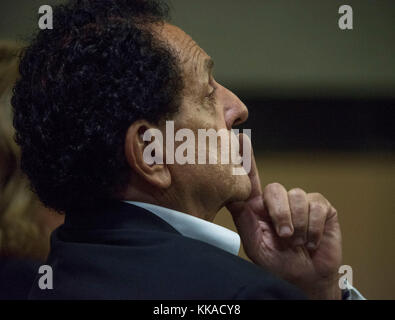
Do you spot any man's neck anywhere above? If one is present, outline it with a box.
[122,186,220,222]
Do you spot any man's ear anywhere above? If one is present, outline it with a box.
[124,120,171,189]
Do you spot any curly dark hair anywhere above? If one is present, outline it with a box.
[12,0,184,213]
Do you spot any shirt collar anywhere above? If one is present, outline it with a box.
[123,201,240,256]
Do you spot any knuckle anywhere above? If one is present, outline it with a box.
[265,182,283,193]
[309,201,327,214]
[309,192,331,205]
[288,188,306,198]
[310,192,323,198]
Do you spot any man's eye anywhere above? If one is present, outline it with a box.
[206,77,217,100]
[207,79,217,97]
[207,86,216,97]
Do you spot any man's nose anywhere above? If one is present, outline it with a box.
[221,85,249,129]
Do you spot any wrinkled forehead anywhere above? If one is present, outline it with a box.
[153,23,210,76]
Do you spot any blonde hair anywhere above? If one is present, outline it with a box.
[0,41,49,260]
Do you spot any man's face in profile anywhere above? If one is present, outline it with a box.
[152,23,252,218]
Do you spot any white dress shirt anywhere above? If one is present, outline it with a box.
[124,200,240,256]
[123,200,365,300]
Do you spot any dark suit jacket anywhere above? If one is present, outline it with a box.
[29,201,306,299]
[0,257,41,299]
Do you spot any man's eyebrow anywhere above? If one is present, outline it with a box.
[204,58,214,74]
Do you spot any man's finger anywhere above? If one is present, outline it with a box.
[238,133,262,198]
[306,193,330,250]
[263,182,294,238]
[288,188,309,246]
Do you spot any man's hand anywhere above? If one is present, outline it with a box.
[227,138,342,299]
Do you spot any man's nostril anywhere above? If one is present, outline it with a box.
[234,117,242,127]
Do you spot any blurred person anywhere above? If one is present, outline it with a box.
[12,0,363,300]
[0,42,63,299]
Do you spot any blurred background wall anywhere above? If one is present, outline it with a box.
[0,0,394,299]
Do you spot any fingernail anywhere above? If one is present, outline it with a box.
[294,237,305,246]
[279,226,292,237]
[306,242,316,250]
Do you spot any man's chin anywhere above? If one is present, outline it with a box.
[229,174,252,203]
